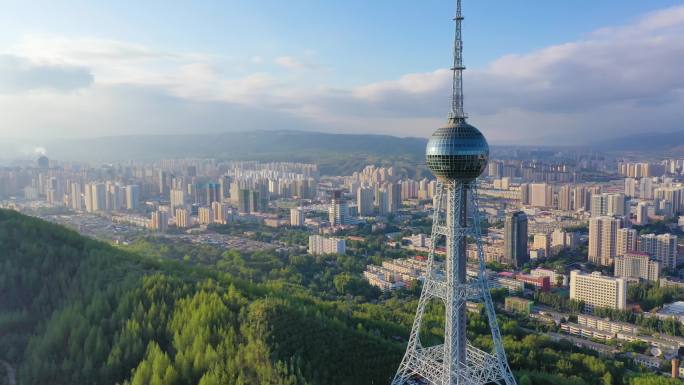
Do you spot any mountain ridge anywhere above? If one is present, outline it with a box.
[42,129,428,162]
[590,130,684,153]
[12,128,684,166]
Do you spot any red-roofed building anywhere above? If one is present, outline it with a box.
[497,271,515,279]
[515,274,551,292]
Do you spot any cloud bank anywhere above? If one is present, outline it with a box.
[1,5,683,145]
[0,54,92,92]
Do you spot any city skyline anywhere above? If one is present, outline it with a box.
[1,1,684,145]
[3,2,684,384]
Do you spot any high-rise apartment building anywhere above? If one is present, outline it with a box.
[519,183,530,205]
[198,207,213,225]
[616,228,638,257]
[635,202,649,225]
[84,183,94,212]
[290,207,305,227]
[357,186,374,216]
[85,183,106,213]
[558,185,572,211]
[175,208,190,228]
[624,178,637,198]
[590,192,604,216]
[532,233,550,258]
[211,201,231,224]
[329,191,349,226]
[230,182,241,205]
[219,175,230,200]
[614,252,660,282]
[388,183,402,212]
[158,170,168,196]
[150,210,168,232]
[401,179,419,200]
[573,186,588,212]
[619,162,663,178]
[376,188,390,215]
[638,233,678,270]
[551,229,578,254]
[249,190,262,213]
[570,271,627,311]
[37,155,49,169]
[170,189,185,209]
[504,211,528,268]
[529,183,551,207]
[488,161,502,178]
[588,216,622,266]
[125,185,140,210]
[206,183,221,205]
[591,193,625,217]
[654,187,684,215]
[639,178,653,199]
[105,182,123,211]
[70,182,83,211]
[237,189,251,214]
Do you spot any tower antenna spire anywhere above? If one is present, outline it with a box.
[450,0,466,120]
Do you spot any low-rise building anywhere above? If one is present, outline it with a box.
[625,352,662,370]
[264,217,289,227]
[515,274,551,291]
[505,297,533,314]
[495,277,524,293]
[308,235,346,255]
[656,301,684,324]
[363,257,429,291]
[363,266,404,291]
[616,333,680,358]
[577,314,638,335]
[466,241,504,263]
[660,277,684,290]
[530,267,568,287]
[560,322,615,341]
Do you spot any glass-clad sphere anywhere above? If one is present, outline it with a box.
[425,118,489,181]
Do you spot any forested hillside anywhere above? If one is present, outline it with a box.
[0,209,400,385]
[0,209,680,385]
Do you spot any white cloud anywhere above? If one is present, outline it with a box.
[275,55,317,70]
[1,5,684,144]
[0,54,92,92]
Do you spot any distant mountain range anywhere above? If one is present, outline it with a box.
[13,129,684,169]
[43,130,428,163]
[592,130,684,153]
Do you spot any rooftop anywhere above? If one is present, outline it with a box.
[659,301,684,316]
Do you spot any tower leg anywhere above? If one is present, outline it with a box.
[392,182,445,385]
[391,289,431,385]
[469,186,518,385]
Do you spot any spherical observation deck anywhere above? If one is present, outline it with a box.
[425,118,489,181]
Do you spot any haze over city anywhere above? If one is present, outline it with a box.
[2,2,684,385]
[1,0,684,145]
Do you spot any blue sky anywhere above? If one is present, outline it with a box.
[2,0,680,83]
[1,0,684,145]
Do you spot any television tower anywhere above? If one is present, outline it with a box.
[390,1,517,384]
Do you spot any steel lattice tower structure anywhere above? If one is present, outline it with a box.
[390,1,517,384]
